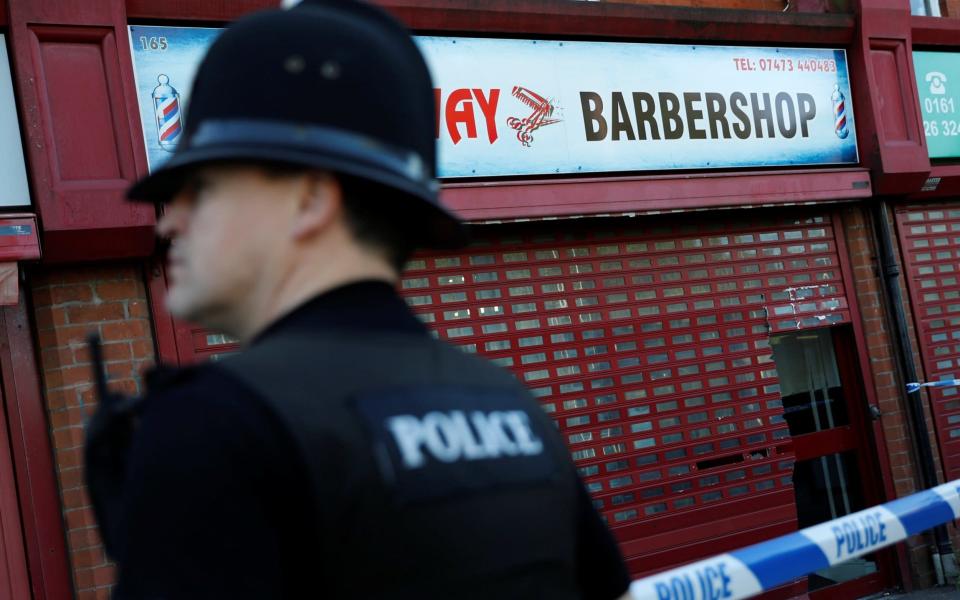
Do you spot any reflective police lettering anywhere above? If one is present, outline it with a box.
[387,415,430,468]
[449,411,486,460]
[831,511,887,560]
[502,411,544,455]
[472,411,519,456]
[653,562,733,600]
[421,412,461,463]
[386,410,544,469]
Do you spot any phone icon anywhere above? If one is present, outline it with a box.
[926,71,948,96]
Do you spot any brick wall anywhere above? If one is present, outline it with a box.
[839,204,949,588]
[30,264,155,599]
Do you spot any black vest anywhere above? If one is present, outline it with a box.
[220,332,583,598]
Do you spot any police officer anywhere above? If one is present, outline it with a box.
[85,1,632,598]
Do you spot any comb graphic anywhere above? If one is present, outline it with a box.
[506,86,561,147]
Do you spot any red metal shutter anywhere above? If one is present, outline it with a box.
[895,206,960,480]
[400,212,850,574]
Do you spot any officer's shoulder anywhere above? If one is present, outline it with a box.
[222,332,510,375]
[218,332,529,398]
[139,361,297,449]
[146,360,221,387]
[141,360,259,407]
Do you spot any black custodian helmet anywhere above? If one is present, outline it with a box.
[128,0,465,248]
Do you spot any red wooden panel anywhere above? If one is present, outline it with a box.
[398,211,851,573]
[849,1,931,195]
[381,0,855,45]
[0,295,72,600]
[0,370,31,600]
[37,32,122,181]
[871,47,911,142]
[125,0,273,22]
[911,14,960,46]
[791,426,858,461]
[124,0,856,45]
[896,206,960,481]
[7,0,155,262]
[441,168,873,222]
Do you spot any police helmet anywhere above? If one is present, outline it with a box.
[128,0,465,248]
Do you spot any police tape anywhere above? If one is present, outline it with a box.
[906,379,960,394]
[629,479,960,600]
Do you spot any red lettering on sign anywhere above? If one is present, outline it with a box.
[446,88,477,145]
[472,88,500,144]
[434,88,501,145]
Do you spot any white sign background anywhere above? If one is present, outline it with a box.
[418,37,858,178]
[0,35,31,207]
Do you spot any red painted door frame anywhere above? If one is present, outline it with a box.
[0,352,31,600]
[831,322,900,590]
[834,206,910,590]
[147,257,185,365]
[0,292,72,599]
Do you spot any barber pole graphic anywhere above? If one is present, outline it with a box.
[831,84,849,140]
[152,74,182,151]
[506,86,561,147]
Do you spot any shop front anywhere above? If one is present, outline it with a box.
[128,14,898,597]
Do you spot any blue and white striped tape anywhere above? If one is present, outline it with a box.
[906,379,960,394]
[629,479,960,600]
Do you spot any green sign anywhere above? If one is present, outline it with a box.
[915,51,960,159]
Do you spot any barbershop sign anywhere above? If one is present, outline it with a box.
[130,27,858,177]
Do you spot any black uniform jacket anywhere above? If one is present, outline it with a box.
[109,281,631,599]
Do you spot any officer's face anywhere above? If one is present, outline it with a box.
[156,164,304,334]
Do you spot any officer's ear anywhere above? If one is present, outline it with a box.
[290,171,343,241]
